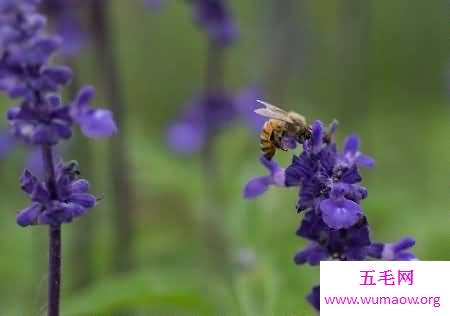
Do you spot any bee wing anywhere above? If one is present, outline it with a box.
[254,100,294,123]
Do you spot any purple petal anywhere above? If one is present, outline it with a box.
[20,169,37,194]
[23,36,61,64]
[41,202,73,225]
[77,109,118,138]
[41,66,72,86]
[320,198,361,229]
[392,236,416,252]
[329,183,347,200]
[259,155,281,174]
[294,243,328,266]
[340,167,362,184]
[328,119,338,138]
[311,121,324,154]
[243,176,272,199]
[48,94,62,108]
[356,154,375,168]
[62,202,86,218]
[16,202,42,227]
[306,286,320,311]
[344,135,359,155]
[70,179,90,193]
[51,120,72,139]
[381,236,416,260]
[75,86,95,106]
[69,193,96,208]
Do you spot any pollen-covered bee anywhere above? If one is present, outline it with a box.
[254,100,311,160]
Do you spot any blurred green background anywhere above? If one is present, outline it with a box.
[0,0,449,315]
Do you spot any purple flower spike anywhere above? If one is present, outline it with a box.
[242,110,418,310]
[243,155,286,199]
[320,184,362,229]
[71,86,118,138]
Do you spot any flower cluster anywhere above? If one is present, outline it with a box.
[0,0,117,146]
[167,87,265,153]
[17,160,96,226]
[244,119,416,312]
[192,0,238,46]
[0,0,116,226]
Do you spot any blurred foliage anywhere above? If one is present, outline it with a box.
[0,0,448,315]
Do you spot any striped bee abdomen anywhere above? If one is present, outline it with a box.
[259,120,278,159]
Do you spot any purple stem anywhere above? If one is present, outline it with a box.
[42,145,61,316]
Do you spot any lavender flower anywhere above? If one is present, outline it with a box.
[243,115,417,312]
[192,0,238,46]
[167,87,264,153]
[1,0,116,217]
[1,1,116,314]
[17,160,96,226]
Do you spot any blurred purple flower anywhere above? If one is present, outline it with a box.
[167,87,264,154]
[17,160,96,226]
[191,0,238,46]
[233,86,266,132]
[43,0,85,56]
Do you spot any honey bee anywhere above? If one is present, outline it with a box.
[254,100,311,160]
